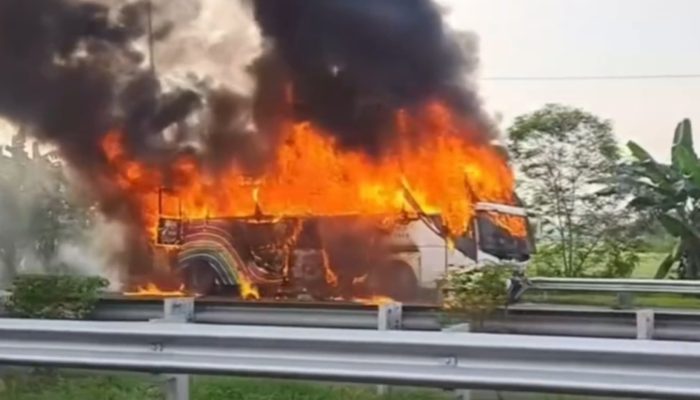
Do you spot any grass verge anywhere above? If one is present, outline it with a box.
[0,372,613,400]
[1,373,449,400]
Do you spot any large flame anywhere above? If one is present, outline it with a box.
[101,102,521,239]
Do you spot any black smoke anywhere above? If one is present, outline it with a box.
[0,0,209,171]
[2,1,123,164]
[251,0,483,156]
[0,0,200,275]
[0,0,482,290]
[0,0,485,279]
[0,0,484,186]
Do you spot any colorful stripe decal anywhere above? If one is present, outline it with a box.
[176,224,283,286]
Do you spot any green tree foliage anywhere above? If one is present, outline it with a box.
[4,274,108,319]
[508,104,639,277]
[0,126,95,282]
[439,266,510,328]
[601,119,700,279]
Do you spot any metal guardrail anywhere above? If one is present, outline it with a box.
[8,289,700,340]
[481,304,700,341]
[526,277,700,294]
[89,296,441,331]
[78,296,700,341]
[0,318,699,399]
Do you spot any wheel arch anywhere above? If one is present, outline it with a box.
[176,251,237,286]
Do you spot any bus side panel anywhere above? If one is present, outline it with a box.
[400,220,448,288]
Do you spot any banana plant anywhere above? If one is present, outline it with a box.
[601,119,700,279]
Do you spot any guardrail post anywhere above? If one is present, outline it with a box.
[378,302,402,331]
[163,297,195,322]
[376,302,402,395]
[150,297,195,400]
[443,323,471,400]
[636,309,654,340]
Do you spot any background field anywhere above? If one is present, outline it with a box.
[633,253,668,278]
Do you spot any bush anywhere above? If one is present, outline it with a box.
[439,265,511,328]
[4,274,108,319]
[532,242,639,278]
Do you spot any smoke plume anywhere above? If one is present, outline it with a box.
[251,0,484,155]
[0,0,484,192]
[0,0,486,282]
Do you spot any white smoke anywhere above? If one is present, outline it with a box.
[50,167,126,290]
[0,118,15,144]
[53,218,127,291]
[144,0,263,153]
[150,0,263,95]
[0,132,124,289]
[0,164,123,290]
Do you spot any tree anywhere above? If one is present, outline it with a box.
[0,126,94,283]
[602,119,700,279]
[508,104,639,277]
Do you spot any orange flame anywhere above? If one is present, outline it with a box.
[101,102,520,240]
[483,211,528,238]
[354,295,395,306]
[123,283,186,297]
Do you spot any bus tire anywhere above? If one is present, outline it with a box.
[367,260,418,303]
[182,260,218,295]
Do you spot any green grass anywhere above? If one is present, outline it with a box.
[0,372,611,400]
[1,373,445,400]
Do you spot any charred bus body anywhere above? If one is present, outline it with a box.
[153,191,535,302]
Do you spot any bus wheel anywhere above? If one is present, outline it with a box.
[367,261,418,303]
[183,261,218,295]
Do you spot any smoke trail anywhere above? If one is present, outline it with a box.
[0,0,487,287]
[148,0,265,173]
[251,0,485,156]
[0,0,267,189]
[0,0,136,166]
[0,0,483,188]
[0,0,264,280]
[151,0,261,94]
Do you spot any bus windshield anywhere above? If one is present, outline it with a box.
[476,210,533,262]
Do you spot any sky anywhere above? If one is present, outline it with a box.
[2,0,699,162]
[441,0,700,161]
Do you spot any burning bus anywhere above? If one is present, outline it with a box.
[153,193,533,302]
[0,0,536,303]
[102,100,535,303]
